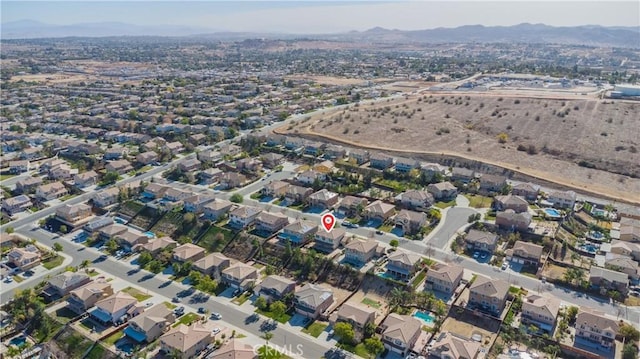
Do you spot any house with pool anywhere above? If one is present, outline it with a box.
[124,304,175,343]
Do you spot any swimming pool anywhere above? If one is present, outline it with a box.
[543,208,562,218]
[413,310,435,325]
[579,243,599,254]
[377,271,395,280]
[9,336,27,347]
[144,231,155,238]
[114,217,127,224]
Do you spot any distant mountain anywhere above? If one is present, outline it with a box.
[1,20,639,48]
[1,20,216,39]
[341,23,640,48]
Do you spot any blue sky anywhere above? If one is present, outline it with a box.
[2,1,639,33]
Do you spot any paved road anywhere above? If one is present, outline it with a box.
[427,206,476,249]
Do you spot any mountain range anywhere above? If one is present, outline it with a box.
[2,20,639,48]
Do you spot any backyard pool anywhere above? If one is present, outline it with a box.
[114,217,127,224]
[543,208,562,218]
[579,243,599,254]
[377,271,395,280]
[413,310,435,325]
[587,231,605,241]
[9,336,27,347]
[144,231,155,238]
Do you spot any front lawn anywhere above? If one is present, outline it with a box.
[121,287,152,302]
[339,343,372,358]
[256,308,292,324]
[411,270,427,289]
[0,174,16,181]
[173,312,201,327]
[435,200,456,209]
[378,223,393,232]
[102,330,124,346]
[464,194,493,208]
[13,275,24,283]
[232,292,251,305]
[250,192,263,200]
[163,301,177,309]
[42,255,64,270]
[301,321,327,338]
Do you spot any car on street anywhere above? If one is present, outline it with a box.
[172,296,181,303]
[211,312,222,320]
[501,262,508,270]
[375,230,384,235]
[198,307,206,314]
[4,276,13,283]
[342,222,358,228]
[174,306,185,316]
[145,302,154,308]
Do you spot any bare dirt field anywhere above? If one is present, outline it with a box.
[8,73,96,84]
[347,275,392,324]
[284,92,640,203]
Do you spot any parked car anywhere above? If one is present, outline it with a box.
[212,328,221,334]
[198,307,206,314]
[375,230,383,235]
[501,262,508,270]
[145,302,154,308]
[174,306,185,316]
[211,312,222,320]
[172,296,181,303]
[4,276,13,283]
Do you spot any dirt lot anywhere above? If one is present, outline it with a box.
[441,316,497,346]
[285,93,640,204]
[346,275,392,324]
[322,285,354,314]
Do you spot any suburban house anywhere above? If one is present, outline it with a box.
[178,158,201,172]
[386,250,423,280]
[124,304,176,343]
[99,224,128,241]
[512,182,540,202]
[229,206,262,229]
[193,252,231,279]
[314,227,346,253]
[425,263,464,297]
[324,145,346,160]
[140,237,177,255]
[294,283,334,319]
[521,294,560,335]
[400,190,434,211]
[197,149,223,164]
[478,174,508,193]
[619,218,640,242]
[2,195,33,216]
[221,262,259,290]
[330,302,377,335]
[198,168,223,184]
[163,188,192,203]
[8,160,30,174]
[610,240,640,261]
[262,180,289,198]
[212,339,256,359]
[465,229,498,253]
[93,187,120,208]
[255,212,290,234]
[344,239,379,266]
[313,160,335,174]
[380,313,422,356]
[7,245,41,270]
[575,309,619,351]
[430,331,481,359]
[136,151,159,165]
[451,167,475,183]
[220,172,247,189]
[363,200,396,222]
[256,275,296,303]
[337,196,369,217]
[15,176,43,194]
[160,322,214,359]
[495,210,532,231]
[427,182,458,200]
[285,185,313,204]
[468,276,510,316]
[349,149,370,164]
[104,148,128,160]
[183,194,215,214]
[506,241,544,267]
[308,189,339,209]
[493,195,529,213]
[260,153,284,169]
[395,157,420,173]
[279,220,318,246]
[42,272,91,301]
[142,183,169,199]
[89,291,142,326]
[49,163,78,180]
[236,158,262,172]
[548,190,577,210]
[36,181,68,201]
[202,199,234,221]
[164,141,184,155]
[394,209,428,234]
[67,281,114,314]
[589,266,629,295]
[116,231,150,252]
[172,243,206,263]
[74,170,99,188]
[369,153,394,169]
[605,253,640,280]
[105,159,134,175]
[56,203,93,225]
[420,163,446,181]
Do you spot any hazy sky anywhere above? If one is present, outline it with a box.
[2,1,639,33]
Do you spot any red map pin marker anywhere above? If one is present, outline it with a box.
[321,213,336,233]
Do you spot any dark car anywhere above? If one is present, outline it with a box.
[198,307,206,314]
[375,230,384,235]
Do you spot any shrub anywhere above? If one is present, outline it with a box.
[497,133,508,144]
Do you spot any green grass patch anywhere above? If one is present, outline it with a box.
[163,301,177,309]
[198,225,234,253]
[0,174,16,181]
[509,286,522,295]
[256,308,292,324]
[102,330,124,346]
[374,179,408,193]
[84,344,106,359]
[87,269,100,277]
[13,275,25,283]
[42,255,64,270]
[464,194,493,208]
[338,343,371,358]
[232,292,251,305]
[378,223,393,232]
[411,270,427,289]
[250,192,263,200]
[301,321,327,338]
[121,286,152,302]
[361,297,382,308]
[288,203,306,211]
[435,200,456,209]
[257,345,292,359]
[273,199,283,206]
[173,312,201,327]
[60,194,78,201]
[53,307,79,324]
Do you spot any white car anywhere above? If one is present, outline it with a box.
[211,312,222,320]
[212,328,221,334]
[501,262,508,270]
[4,276,13,283]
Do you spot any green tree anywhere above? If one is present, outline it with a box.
[230,193,244,203]
[53,243,63,252]
[622,343,638,359]
[389,239,399,248]
[148,260,163,273]
[566,306,579,324]
[101,171,120,186]
[270,301,287,320]
[262,331,273,345]
[619,323,640,342]
[363,322,376,339]
[255,296,268,311]
[363,337,384,358]
[138,251,153,267]
[5,227,14,234]
[80,259,91,269]
[106,239,118,253]
[59,225,68,234]
[333,322,355,344]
